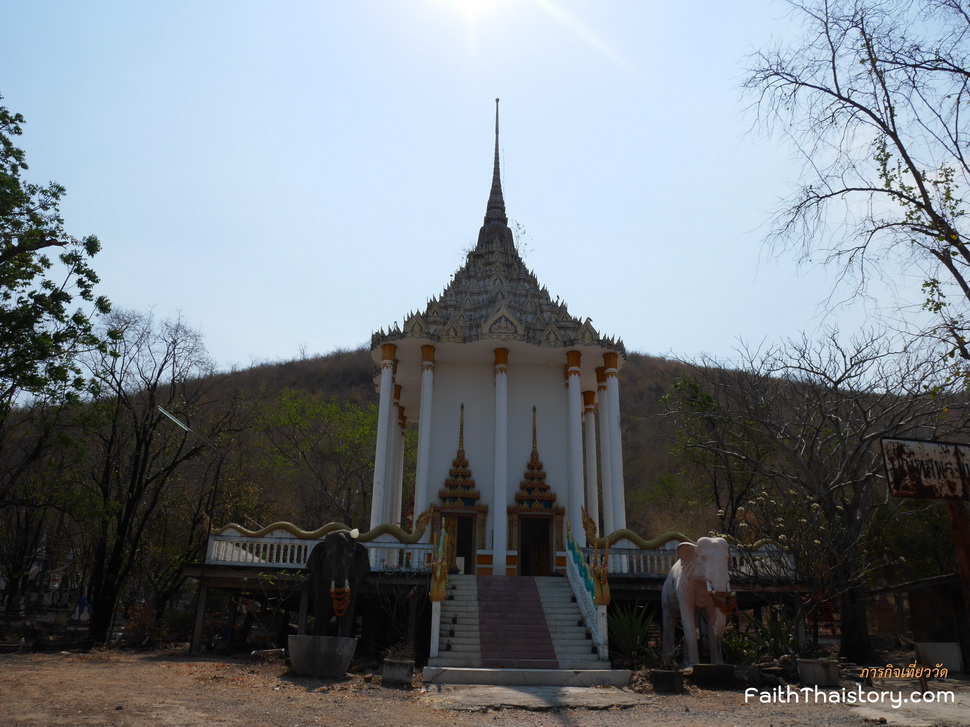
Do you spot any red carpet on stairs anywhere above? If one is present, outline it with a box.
[476,576,559,669]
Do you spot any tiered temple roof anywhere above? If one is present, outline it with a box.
[437,405,487,512]
[372,100,623,354]
[511,407,563,515]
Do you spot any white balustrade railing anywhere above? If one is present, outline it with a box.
[580,544,796,579]
[207,535,310,567]
[205,530,433,572]
[206,529,794,579]
[565,526,609,660]
[594,548,677,576]
[365,543,434,572]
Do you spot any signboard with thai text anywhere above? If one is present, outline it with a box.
[881,438,970,501]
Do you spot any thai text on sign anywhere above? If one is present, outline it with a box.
[881,438,970,501]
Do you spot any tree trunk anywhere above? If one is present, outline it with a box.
[87,577,119,643]
[838,584,876,664]
[87,538,121,643]
[3,572,26,617]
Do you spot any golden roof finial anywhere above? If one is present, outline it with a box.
[459,403,465,451]
[532,405,538,453]
[485,98,508,226]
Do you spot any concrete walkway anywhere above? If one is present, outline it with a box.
[848,674,970,727]
[423,666,630,687]
[419,684,649,712]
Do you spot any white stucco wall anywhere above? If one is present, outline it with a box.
[426,360,571,523]
[427,361,496,510]
[506,364,569,510]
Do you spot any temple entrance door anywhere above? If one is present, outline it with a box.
[456,515,476,574]
[518,516,552,576]
[444,514,476,575]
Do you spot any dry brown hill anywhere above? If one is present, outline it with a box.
[225,347,716,538]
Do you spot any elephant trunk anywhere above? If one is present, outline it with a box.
[707,579,736,615]
[330,579,352,618]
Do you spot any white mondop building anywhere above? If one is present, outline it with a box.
[369,103,626,576]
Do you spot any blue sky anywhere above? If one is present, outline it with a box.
[3,0,923,370]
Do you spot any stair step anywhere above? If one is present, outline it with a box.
[441,626,480,635]
[432,575,610,671]
[439,637,481,647]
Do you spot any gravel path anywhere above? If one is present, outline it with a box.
[0,650,966,727]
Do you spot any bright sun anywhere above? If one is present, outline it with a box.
[437,0,511,26]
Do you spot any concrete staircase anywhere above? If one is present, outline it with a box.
[430,574,481,668]
[535,576,606,669]
[428,575,604,671]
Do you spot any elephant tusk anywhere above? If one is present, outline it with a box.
[344,579,350,590]
[330,580,335,594]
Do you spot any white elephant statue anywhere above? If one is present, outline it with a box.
[661,536,736,667]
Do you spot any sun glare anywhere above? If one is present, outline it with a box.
[447,0,509,25]
[432,0,627,71]
[430,0,513,55]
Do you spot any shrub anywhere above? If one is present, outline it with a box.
[609,602,656,666]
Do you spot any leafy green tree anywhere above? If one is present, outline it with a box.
[869,497,959,583]
[258,391,408,528]
[0,94,111,616]
[0,94,110,411]
[661,377,774,537]
[0,399,84,615]
[747,0,970,363]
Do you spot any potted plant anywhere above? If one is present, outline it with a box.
[382,640,415,687]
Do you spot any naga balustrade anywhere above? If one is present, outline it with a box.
[205,528,795,578]
[206,527,434,572]
[565,526,609,660]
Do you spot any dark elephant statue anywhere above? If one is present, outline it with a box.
[306,530,371,637]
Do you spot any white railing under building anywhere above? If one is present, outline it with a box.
[205,527,796,579]
[205,527,433,572]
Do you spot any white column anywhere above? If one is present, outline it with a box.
[566,351,585,547]
[385,387,402,526]
[596,367,614,535]
[369,343,397,529]
[388,408,406,527]
[430,601,441,658]
[582,390,600,535]
[413,345,435,539]
[604,352,626,531]
[492,348,509,576]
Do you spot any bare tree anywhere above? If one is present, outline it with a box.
[747,0,970,358]
[664,330,968,663]
[0,399,79,616]
[79,310,245,642]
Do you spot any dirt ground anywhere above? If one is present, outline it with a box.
[0,649,967,727]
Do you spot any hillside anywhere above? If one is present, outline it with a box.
[223,347,715,538]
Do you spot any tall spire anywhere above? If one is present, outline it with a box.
[531,405,538,453]
[485,98,508,226]
[458,403,465,451]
